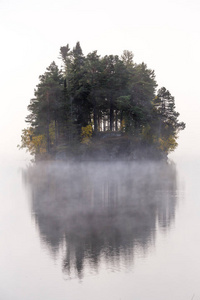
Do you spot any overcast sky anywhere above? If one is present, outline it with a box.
[0,0,199,162]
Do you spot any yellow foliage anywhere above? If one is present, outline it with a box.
[18,127,46,156]
[81,124,93,144]
[49,121,56,144]
[120,120,125,132]
[151,96,158,105]
[157,135,178,153]
[141,125,152,141]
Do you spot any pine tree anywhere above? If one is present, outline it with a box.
[26,62,63,153]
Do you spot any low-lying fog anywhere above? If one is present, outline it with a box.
[23,160,178,279]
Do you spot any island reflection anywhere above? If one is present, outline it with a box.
[23,161,178,279]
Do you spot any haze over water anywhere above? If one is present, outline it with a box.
[24,161,177,279]
[2,157,200,300]
[1,0,200,298]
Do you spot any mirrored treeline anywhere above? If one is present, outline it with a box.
[23,161,178,279]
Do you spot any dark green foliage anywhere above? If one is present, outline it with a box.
[152,87,185,138]
[22,42,185,160]
[26,61,64,153]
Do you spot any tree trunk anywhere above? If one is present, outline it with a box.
[110,97,113,131]
[93,99,98,134]
[115,109,118,131]
[120,111,123,131]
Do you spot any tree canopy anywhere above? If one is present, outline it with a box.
[19,42,185,160]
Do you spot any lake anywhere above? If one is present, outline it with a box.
[1,158,200,300]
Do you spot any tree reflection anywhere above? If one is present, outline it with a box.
[23,161,178,279]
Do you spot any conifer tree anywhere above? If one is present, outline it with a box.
[19,42,185,159]
[26,62,63,153]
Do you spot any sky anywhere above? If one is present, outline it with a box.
[0,0,200,162]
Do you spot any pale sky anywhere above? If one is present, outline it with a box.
[0,0,199,162]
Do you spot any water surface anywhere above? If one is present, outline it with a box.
[1,159,200,300]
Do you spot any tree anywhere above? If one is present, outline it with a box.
[26,62,63,153]
[115,61,157,134]
[101,54,129,131]
[18,127,47,160]
[149,87,185,153]
[68,42,91,130]
[154,87,185,136]
[19,42,185,160]
[85,51,104,133]
[128,63,157,131]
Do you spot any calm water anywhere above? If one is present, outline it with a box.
[1,158,200,300]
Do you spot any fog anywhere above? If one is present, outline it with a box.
[23,160,178,279]
[1,0,200,298]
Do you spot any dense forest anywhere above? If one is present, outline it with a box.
[19,42,185,161]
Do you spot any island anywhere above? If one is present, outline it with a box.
[18,42,185,161]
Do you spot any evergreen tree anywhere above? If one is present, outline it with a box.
[69,42,91,130]
[101,55,129,131]
[19,42,185,159]
[26,62,63,153]
[85,51,102,133]
[153,87,185,138]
